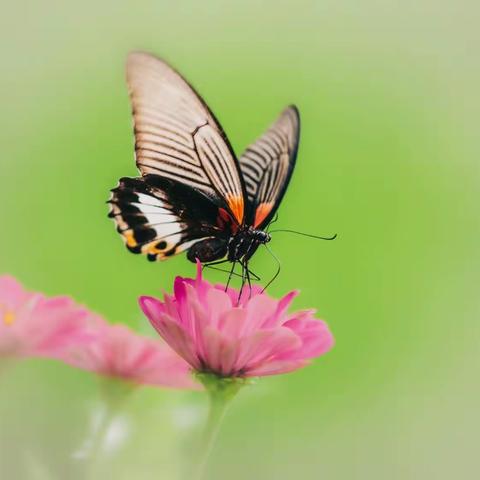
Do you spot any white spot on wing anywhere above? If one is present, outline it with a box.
[137,193,165,207]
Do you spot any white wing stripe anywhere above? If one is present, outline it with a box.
[136,142,198,166]
[135,132,197,156]
[134,123,194,147]
[138,159,208,185]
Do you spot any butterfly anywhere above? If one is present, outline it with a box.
[108,51,300,284]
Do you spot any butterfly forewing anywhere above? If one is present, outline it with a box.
[238,106,300,228]
[126,52,245,224]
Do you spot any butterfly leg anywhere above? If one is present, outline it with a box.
[242,240,260,288]
[202,259,229,270]
[204,264,244,279]
[208,263,258,281]
[237,262,248,304]
[246,268,260,281]
[226,261,237,292]
[244,260,253,299]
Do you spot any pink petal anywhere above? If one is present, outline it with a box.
[173,276,187,303]
[242,295,279,335]
[234,328,301,372]
[176,283,198,335]
[0,276,32,309]
[202,327,224,373]
[183,260,212,303]
[204,288,233,329]
[263,290,299,328]
[189,297,212,360]
[217,308,248,339]
[216,284,264,307]
[146,313,200,370]
[246,359,308,376]
[162,293,178,319]
[281,317,334,360]
[215,284,238,306]
[139,351,200,389]
[139,296,165,326]
[202,327,238,376]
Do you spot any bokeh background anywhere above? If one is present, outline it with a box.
[1,1,479,479]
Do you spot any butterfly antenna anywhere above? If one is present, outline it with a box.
[269,229,337,241]
[262,244,282,293]
[266,213,279,232]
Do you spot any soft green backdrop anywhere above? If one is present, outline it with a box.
[0,1,478,479]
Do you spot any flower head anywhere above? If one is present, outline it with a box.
[139,262,334,378]
[62,319,198,390]
[0,275,197,390]
[0,276,96,358]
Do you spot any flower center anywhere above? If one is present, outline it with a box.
[0,303,16,326]
[3,311,15,326]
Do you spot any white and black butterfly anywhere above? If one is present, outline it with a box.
[108,52,300,282]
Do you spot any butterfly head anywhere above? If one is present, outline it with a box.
[252,229,271,244]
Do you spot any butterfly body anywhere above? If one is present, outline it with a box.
[228,227,271,261]
[109,52,299,276]
[186,227,270,264]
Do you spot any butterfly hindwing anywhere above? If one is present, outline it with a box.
[127,52,246,225]
[108,175,227,261]
[239,106,300,228]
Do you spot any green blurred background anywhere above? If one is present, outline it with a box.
[1,1,479,479]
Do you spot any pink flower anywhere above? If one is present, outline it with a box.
[139,262,334,378]
[0,276,96,358]
[63,319,199,389]
[0,275,197,390]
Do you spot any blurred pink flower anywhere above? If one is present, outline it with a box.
[0,275,197,390]
[139,262,334,378]
[63,320,199,389]
[0,275,95,358]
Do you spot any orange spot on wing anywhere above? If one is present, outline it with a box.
[145,243,162,254]
[254,202,274,228]
[124,231,137,248]
[142,241,172,258]
[217,208,239,234]
[226,195,244,225]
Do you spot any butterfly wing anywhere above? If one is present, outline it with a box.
[126,51,245,225]
[108,175,227,261]
[238,105,300,229]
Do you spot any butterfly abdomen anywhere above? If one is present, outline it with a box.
[186,238,228,263]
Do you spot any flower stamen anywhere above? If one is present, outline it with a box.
[3,310,15,326]
[0,302,15,326]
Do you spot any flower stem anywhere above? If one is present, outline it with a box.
[87,403,117,480]
[192,373,247,480]
[86,378,135,479]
